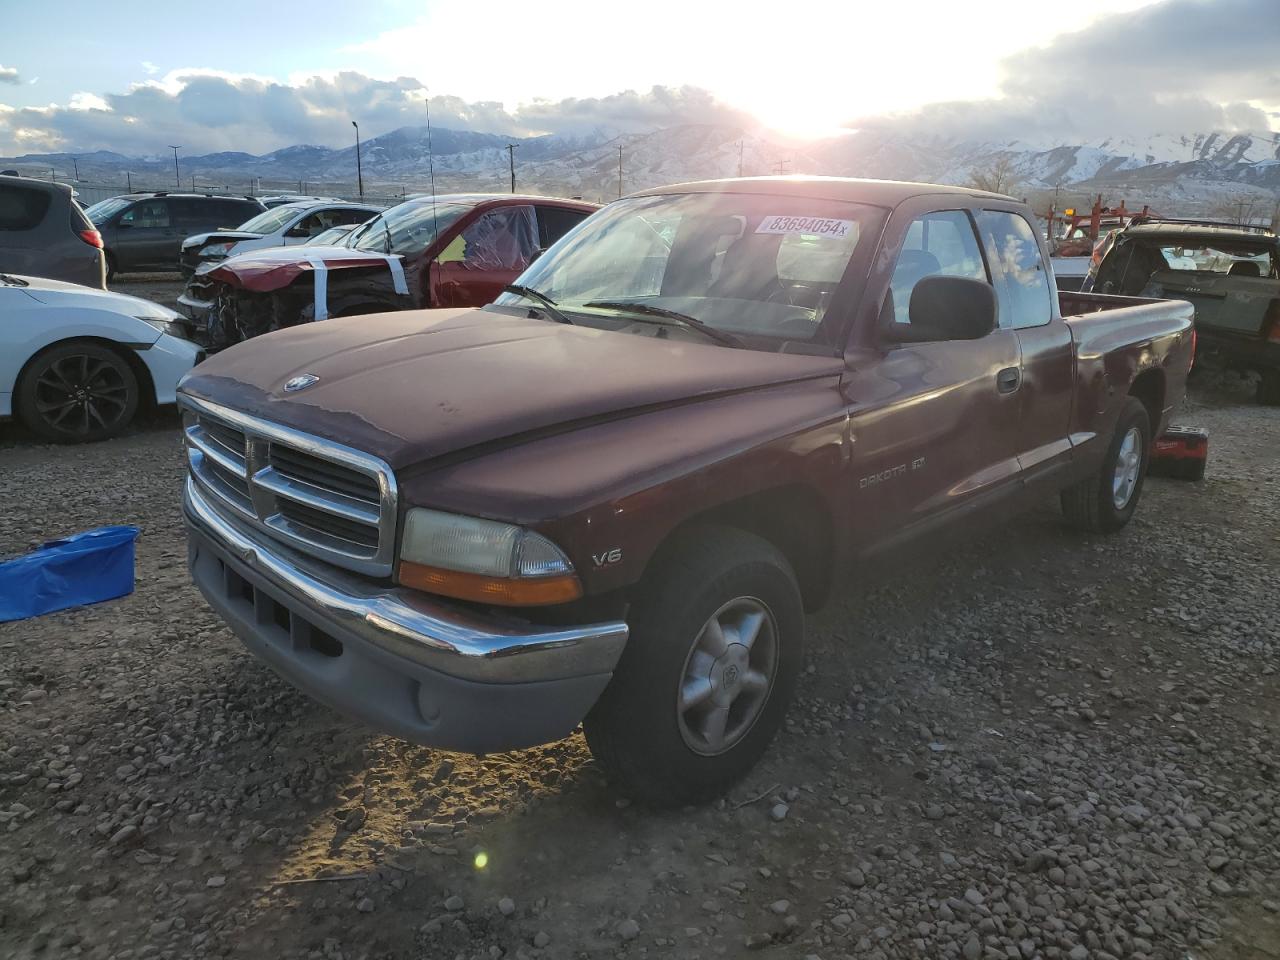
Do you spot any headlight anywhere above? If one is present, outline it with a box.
[136,316,186,338]
[202,241,235,257]
[398,508,581,606]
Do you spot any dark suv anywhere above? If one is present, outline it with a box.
[85,193,265,278]
[0,175,106,288]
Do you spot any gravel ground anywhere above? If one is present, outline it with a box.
[1,377,1278,960]
[110,272,186,312]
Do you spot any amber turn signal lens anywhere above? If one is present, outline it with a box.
[398,560,583,606]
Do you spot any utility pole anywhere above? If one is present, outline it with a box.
[772,158,790,176]
[70,157,79,180]
[351,121,364,199]
[617,145,623,199]
[506,144,518,194]
[169,146,181,187]
[126,171,132,192]
[738,140,744,178]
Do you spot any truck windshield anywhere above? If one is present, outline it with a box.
[348,201,470,257]
[496,193,883,348]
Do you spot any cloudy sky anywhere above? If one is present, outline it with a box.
[1,0,1276,157]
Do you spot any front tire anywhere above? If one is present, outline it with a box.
[584,526,803,807]
[1061,396,1151,533]
[16,342,140,443]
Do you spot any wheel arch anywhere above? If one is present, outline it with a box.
[14,336,156,417]
[639,483,837,613]
[1128,367,1165,437]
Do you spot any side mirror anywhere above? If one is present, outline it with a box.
[285,225,310,238]
[883,276,996,343]
[115,220,132,229]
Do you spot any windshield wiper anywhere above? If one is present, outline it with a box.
[504,285,573,325]
[583,300,744,348]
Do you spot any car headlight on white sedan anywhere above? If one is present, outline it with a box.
[397,508,581,606]
[135,315,187,339]
[201,241,236,258]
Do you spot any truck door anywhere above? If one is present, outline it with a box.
[975,209,1074,485]
[845,208,1022,550]
[430,205,538,307]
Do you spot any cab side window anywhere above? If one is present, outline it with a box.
[536,206,590,249]
[445,205,539,271]
[976,211,1053,329]
[120,199,170,229]
[886,210,986,324]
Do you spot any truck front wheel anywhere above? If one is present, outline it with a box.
[583,526,803,807]
[1061,396,1151,533]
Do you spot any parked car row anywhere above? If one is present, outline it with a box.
[178,194,597,347]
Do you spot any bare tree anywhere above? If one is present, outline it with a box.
[968,155,1019,196]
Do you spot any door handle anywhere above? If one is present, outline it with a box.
[996,367,1021,394]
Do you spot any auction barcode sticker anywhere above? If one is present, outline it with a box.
[755,216,854,239]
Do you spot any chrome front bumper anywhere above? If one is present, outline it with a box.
[184,477,629,752]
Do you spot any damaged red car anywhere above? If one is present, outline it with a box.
[181,194,597,348]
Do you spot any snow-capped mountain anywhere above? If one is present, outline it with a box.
[4,124,1277,209]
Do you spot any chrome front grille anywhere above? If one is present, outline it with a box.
[181,395,398,577]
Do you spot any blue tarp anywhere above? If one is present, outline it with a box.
[0,526,140,622]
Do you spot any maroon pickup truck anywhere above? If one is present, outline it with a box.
[179,177,1194,805]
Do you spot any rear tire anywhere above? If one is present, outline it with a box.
[584,526,804,807]
[1061,396,1151,533]
[17,342,140,443]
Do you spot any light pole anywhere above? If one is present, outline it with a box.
[352,121,364,199]
[617,145,623,199]
[505,143,517,194]
[71,157,80,181]
[168,146,181,188]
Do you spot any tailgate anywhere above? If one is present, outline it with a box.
[1140,271,1277,337]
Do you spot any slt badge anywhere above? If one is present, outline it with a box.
[283,373,320,393]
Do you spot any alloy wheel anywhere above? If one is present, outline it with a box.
[676,597,778,756]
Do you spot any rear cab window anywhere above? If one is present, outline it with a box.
[0,183,53,232]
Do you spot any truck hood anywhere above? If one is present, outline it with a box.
[208,245,399,293]
[179,307,843,471]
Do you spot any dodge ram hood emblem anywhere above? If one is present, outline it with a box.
[283,373,320,393]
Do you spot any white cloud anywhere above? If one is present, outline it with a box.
[0,65,19,85]
[857,0,1280,144]
[0,70,745,156]
[141,61,160,76]
[69,92,110,112]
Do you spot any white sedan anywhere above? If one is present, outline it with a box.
[1,273,202,443]
[179,201,381,275]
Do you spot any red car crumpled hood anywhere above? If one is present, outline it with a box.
[179,307,843,471]
[208,245,400,293]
